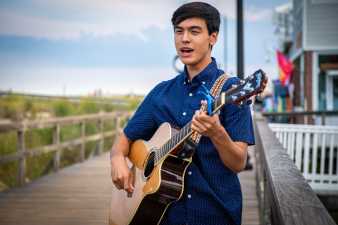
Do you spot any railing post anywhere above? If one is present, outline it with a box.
[17,129,26,186]
[321,112,326,125]
[53,124,60,172]
[115,116,121,133]
[96,118,104,155]
[80,121,86,162]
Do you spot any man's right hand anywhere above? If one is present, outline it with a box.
[110,152,134,194]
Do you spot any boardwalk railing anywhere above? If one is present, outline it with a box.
[254,114,336,225]
[263,110,338,125]
[0,111,131,186]
[269,123,338,193]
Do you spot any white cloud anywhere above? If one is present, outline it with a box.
[245,6,273,22]
[0,0,272,40]
[0,0,178,40]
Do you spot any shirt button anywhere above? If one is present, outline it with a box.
[182,112,187,116]
[184,81,186,85]
[187,194,191,199]
[188,171,192,175]
[189,93,193,97]
[202,81,206,84]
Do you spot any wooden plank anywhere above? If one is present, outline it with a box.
[53,124,61,172]
[304,132,310,178]
[80,122,86,162]
[0,152,21,164]
[295,131,303,170]
[17,130,26,186]
[321,133,327,176]
[96,119,104,155]
[290,132,295,161]
[0,112,131,132]
[312,133,318,175]
[329,134,334,176]
[283,130,287,148]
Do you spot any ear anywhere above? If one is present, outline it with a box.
[209,32,218,46]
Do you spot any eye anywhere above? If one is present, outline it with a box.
[191,30,200,35]
[175,29,183,34]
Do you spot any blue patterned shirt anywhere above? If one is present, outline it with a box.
[124,58,255,225]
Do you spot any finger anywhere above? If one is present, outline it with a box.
[195,113,212,124]
[124,175,129,191]
[114,181,123,190]
[197,113,218,123]
[128,172,135,191]
[200,100,207,105]
[191,120,207,133]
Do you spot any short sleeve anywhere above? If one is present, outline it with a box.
[123,83,163,141]
[219,78,255,145]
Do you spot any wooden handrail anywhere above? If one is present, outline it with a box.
[0,112,130,132]
[262,110,338,125]
[254,113,336,225]
[0,111,131,186]
[262,110,338,116]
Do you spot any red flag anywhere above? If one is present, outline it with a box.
[277,50,293,86]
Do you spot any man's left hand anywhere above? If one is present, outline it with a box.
[191,109,223,138]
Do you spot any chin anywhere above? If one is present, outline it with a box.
[179,57,198,66]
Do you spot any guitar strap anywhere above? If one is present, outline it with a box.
[189,73,229,144]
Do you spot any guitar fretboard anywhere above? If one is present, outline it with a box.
[154,121,192,163]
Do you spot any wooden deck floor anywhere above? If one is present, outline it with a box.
[239,149,260,225]
[0,152,260,225]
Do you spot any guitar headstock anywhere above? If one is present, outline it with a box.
[218,69,268,107]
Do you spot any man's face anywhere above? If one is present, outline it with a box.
[174,17,217,66]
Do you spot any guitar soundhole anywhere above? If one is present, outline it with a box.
[144,151,155,178]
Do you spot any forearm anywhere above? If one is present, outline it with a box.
[209,126,247,173]
[110,132,131,158]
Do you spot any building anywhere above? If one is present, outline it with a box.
[275,0,338,124]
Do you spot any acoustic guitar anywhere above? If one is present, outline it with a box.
[109,69,267,225]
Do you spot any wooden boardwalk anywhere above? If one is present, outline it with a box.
[0,152,260,225]
[239,149,260,225]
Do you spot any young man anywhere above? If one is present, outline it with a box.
[110,2,254,225]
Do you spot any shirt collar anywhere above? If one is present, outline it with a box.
[182,57,219,87]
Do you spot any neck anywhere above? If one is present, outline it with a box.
[186,55,212,81]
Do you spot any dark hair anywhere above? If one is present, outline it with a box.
[171,2,220,35]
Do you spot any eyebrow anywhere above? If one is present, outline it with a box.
[174,25,203,30]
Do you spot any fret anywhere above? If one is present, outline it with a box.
[179,128,184,141]
[154,151,159,163]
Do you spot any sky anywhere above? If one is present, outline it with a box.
[0,0,288,96]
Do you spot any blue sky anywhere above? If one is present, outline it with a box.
[0,0,288,95]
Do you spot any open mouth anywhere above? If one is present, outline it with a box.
[180,47,194,55]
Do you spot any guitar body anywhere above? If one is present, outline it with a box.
[109,122,191,225]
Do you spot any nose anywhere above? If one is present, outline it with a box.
[182,30,190,43]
